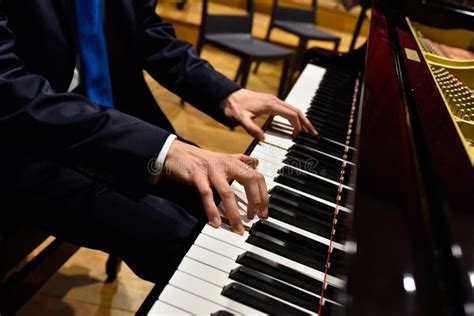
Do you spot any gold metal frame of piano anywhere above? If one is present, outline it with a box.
[406,17,474,166]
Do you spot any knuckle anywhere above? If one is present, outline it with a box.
[198,186,212,196]
[250,171,260,181]
[221,188,234,198]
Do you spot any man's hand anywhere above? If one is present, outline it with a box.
[163,140,269,235]
[222,89,318,140]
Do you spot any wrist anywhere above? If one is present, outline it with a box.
[221,89,242,122]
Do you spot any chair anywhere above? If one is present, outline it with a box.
[256,0,340,76]
[197,0,294,99]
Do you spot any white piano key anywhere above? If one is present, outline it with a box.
[200,225,345,288]
[186,244,238,273]
[264,130,294,150]
[176,258,312,315]
[169,270,265,315]
[148,300,192,315]
[178,256,231,287]
[158,285,227,315]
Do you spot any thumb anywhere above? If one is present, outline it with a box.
[241,114,265,141]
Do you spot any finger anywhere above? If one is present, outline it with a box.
[194,176,221,228]
[297,109,318,136]
[265,102,302,138]
[256,171,269,218]
[280,101,318,136]
[232,163,265,220]
[210,173,244,235]
[243,180,261,220]
[240,114,265,141]
[234,154,259,168]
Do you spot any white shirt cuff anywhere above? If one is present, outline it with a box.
[153,134,177,179]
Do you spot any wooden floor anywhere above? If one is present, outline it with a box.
[17,3,367,315]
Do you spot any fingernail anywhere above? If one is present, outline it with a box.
[210,217,221,228]
[234,224,245,235]
[253,206,260,217]
[259,208,269,219]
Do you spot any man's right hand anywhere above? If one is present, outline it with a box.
[162,140,269,235]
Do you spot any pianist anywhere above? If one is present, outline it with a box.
[0,1,316,282]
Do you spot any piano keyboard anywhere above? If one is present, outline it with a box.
[149,63,361,315]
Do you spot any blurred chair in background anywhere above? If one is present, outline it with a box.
[255,0,340,76]
[197,0,294,98]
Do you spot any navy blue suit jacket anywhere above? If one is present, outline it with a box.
[0,0,240,188]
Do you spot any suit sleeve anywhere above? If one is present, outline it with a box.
[142,0,241,127]
[0,12,170,188]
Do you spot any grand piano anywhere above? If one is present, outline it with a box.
[138,0,474,315]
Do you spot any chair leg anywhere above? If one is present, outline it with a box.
[105,254,122,283]
[278,58,292,99]
[239,58,252,88]
[291,38,308,80]
[253,62,260,74]
[254,28,273,74]
[334,39,341,52]
[234,60,244,82]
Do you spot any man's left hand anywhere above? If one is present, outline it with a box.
[221,89,318,141]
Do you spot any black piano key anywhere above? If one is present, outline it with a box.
[307,113,349,131]
[211,311,234,316]
[309,100,350,114]
[251,220,329,255]
[251,219,347,273]
[269,201,332,231]
[221,282,310,316]
[307,103,351,120]
[229,266,320,313]
[307,119,348,142]
[322,301,344,315]
[270,193,344,228]
[295,134,354,161]
[312,93,353,109]
[236,251,339,301]
[249,221,348,273]
[268,203,346,243]
[291,143,353,170]
[316,80,355,94]
[251,220,347,271]
[282,156,341,183]
[284,151,344,182]
[314,94,352,106]
[305,109,350,127]
[246,231,327,271]
[270,185,347,224]
[288,145,346,172]
[275,167,345,205]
